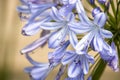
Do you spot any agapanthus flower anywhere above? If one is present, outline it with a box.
[24,40,70,80]
[92,7,101,17]
[69,0,113,53]
[17,0,120,80]
[107,42,119,72]
[48,40,70,65]
[24,53,53,80]
[62,50,94,78]
[40,6,78,49]
[17,0,56,19]
[69,0,119,72]
[17,0,57,36]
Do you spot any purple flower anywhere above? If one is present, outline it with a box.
[48,40,70,65]
[24,53,53,80]
[17,0,56,15]
[92,7,101,17]
[69,0,113,53]
[23,40,70,80]
[108,42,119,72]
[17,0,57,36]
[40,7,78,49]
[62,50,94,78]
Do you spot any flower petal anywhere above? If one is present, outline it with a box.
[68,62,81,78]
[75,31,93,52]
[48,41,70,64]
[50,7,64,21]
[59,5,75,17]
[93,12,107,28]
[76,0,90,24]
[31,66,49,79]
[22,16,51,36]
[53,40,70,58]
[69,31,78,48]
[82,56,89,74]
[22,22,41,36]
[86,54,94,64]
[69,22,91,34]
[62,51,77,65]
[101,29,113,38]
[25,53,49,66]
[21,34,50,54]
[48,27,68,49]
[17,5,30,13]
[41,22,64,30]
[92,7,101,17]
[93,34,103,52]
[67,12,75,22]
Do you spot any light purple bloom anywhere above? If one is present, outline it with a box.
[69,0,113,54]
[92,7,101,17]
[17,0,56,16]
[62,50,94,78]
[17,0,57,36]
[108,42,119,72]
[24,53,53,80]
[41,6,78,49]
[99,42,119,72]
[48,40,70,65]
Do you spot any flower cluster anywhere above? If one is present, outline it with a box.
[17,0,119,80]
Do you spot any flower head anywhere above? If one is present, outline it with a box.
[62,50,94,77]
[69,0,113,54]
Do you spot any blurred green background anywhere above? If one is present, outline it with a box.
[0,0,120,80]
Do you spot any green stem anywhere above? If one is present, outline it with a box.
[110,0,116,17]
[115,1,120,24]
[92,59,107,80]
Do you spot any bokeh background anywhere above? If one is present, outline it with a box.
[0,0,120,80]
